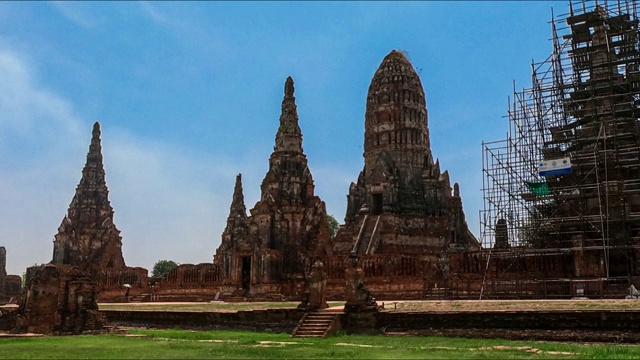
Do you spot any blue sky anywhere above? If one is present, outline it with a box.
[0,1,561,275]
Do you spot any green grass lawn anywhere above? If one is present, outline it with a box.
[2,329,640,359]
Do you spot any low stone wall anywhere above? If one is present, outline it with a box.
[345,310,640,334]
[103,308,305,333]
[0,310,16,331]
[104,308,640,339]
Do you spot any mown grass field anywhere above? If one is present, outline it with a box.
[2,329,640,359]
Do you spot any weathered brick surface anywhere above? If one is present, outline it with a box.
[15,264,108,334]
[214,77,331,300]
[0,247,21,304]
[103,308,305,333]
[371,310,640,332]
[52,123,126,271]
[101,308,640,342]
[333,50,478,258]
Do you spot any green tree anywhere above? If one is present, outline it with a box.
[152,260,179,278]
[327,214,340,239]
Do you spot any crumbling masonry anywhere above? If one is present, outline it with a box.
[214,77,332,299]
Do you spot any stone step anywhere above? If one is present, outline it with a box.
[299,320,331,324]
[291,312,340,338]
[297,328,329,332]
[302,321,332,326]
[295,330,326,335]
[298,324,330,328]
[302,321,332,324]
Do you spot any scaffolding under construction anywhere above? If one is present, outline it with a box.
[475,0,640,298]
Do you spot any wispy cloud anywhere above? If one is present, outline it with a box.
[136,2,234,69]
[0,45,255,275]
[0,47,88,274]
[102,128,235,269]
[0,48,85,160]
[139,1,173,26]
[49,2,96,29]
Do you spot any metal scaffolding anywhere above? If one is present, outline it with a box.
[479,0,640,290]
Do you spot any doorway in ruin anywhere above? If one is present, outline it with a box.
[241,256,251,291]
[372,193,383,215]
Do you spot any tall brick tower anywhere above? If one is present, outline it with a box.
[214,77,332,298]
[51,122,126,271]
[333,50,479,258]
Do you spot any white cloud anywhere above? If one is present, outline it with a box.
[102,127,254,269]
[0,50,83,141]
[49,2,96,29]
[0,46,254,275]
[139,2,172,26]
[136,2,234,70]
[0,48,88,275]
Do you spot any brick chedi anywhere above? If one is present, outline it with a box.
[52,122,125,271]
[0,247,5,294]
[215,77,332,299]
[215,173,250,285]
[332,50,479,260]
[0,247,21,304]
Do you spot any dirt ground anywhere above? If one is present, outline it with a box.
[381,298,640,312]
[93,298,640,312]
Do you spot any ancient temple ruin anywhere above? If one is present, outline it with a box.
[326,50,479,296]
[214,77,332,299]
[16,1,636,303]
[15,264,108,334]
[333,50,478,255]
[52,122,126,271]
[0,247,21,304]
[48,122,146,302]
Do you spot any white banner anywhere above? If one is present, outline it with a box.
[538,157,572,176]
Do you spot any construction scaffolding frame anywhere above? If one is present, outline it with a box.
[478,0,640,298]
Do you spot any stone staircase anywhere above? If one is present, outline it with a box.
[291,311,342,338]
[355,215,380,255]
[364,215,380,254]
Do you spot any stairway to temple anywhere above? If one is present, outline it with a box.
[355,215,379,255]
[290,311,342,338]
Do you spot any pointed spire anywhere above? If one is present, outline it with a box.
[87,122,103,163]
[221,173,248,246]
[274,76,303,153]
[229,173,247,218]
[71,121,111,219]
[284,76,295,99]
[52,122,124,269]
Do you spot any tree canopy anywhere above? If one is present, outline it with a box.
[327,214,340,239]
[152,260,179,278]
